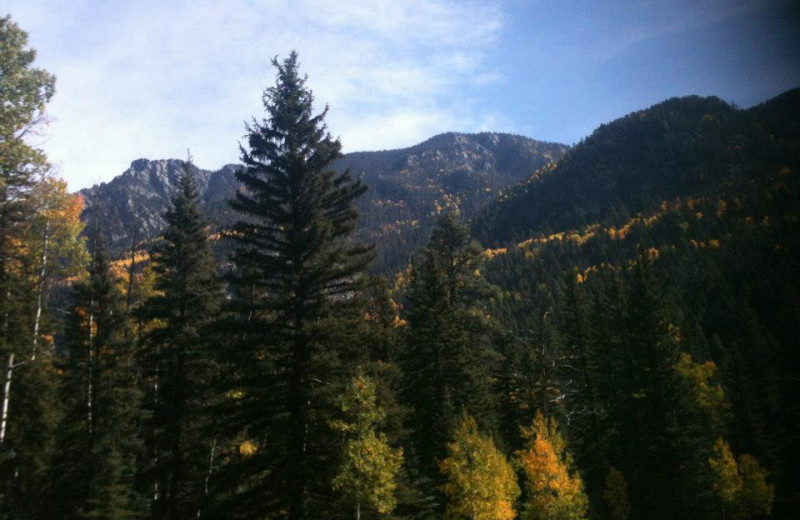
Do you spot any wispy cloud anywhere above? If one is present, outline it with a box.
[7,0,504,189]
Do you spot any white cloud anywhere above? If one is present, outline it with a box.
[5,0,504,189]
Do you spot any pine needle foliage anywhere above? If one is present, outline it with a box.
[139,158,223,519]
[224,51,374,519]
[51,233,146,520]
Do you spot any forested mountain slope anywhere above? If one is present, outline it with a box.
[79,132,567,272]
[476,90,800,244]
[473,88,800,517]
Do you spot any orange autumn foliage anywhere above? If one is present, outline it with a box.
[516,413,588,520]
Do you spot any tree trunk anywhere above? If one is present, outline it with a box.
[87,308,94,434]
[0,352,14,444]
[125,222,138,313]
[31,220,49,361]
[196,437,217,519]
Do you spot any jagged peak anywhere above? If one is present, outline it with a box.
[127,157,186,171]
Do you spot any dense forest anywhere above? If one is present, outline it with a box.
[2,15,799,520]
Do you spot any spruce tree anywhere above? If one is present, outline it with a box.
[402,212,500,512]
[139,159,223,519]
[557,271,603,505]
[615,250,684,519]
[50,232,146,519]
[223,51,373,519]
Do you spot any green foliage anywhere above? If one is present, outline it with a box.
[0,17,62,519]
[0,14,54,181]
[331,374,403,516]
[2,18,800,518]
[402,212,502,507]
[439,414,519,520]
[51,233,146,519]
[223,51,374,519]
[139,158,224,518]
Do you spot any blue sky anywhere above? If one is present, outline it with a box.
[6,0,799,190]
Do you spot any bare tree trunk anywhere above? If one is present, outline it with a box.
[31,220,50,361]
[125,223,139,313]
[153,345,160,502]
[87,308,94,435]
[196,437,217,519]
[0,352,14,444]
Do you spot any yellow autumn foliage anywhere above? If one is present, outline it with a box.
[440,415,520,520]
[709,438,775,519]
[710,439,741,505]
[677,354,727,413]
[331,375,403,516]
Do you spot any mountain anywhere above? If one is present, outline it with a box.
[341,132,568,271]
[473,89,800,517]
[475,90,800,245]
[79,132,568,272]
[79,159,239,248]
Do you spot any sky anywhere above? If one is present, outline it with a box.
[5,0,800,190]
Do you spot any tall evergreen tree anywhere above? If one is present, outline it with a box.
[223,51,373,519]
[557,271,603,505]
[50,232,146,520]
[402,212,501,512]
[139,159,223,519]
[614,250,685,519]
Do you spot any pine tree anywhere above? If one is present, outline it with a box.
[403,213,499,460]
[614,249,685,518]
[498,282,563,451]
[139,159,223,519]
[50,232,146,519]
[557,271,603,506]
[223,51,373,519]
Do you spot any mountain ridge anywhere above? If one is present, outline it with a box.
[474,91,800,245]
[79,132,568,272]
